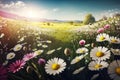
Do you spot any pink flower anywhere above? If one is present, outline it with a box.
[38,58,46,65]
[23,53,36,61]
[97,28,104,33]
[8,60,26,73]
[0,65,7,80]
[104,24,110,29]
[79,40,86,45]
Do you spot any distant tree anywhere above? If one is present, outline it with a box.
[68,21,74,25]
[83,14,95,25]
[47,22,50,26]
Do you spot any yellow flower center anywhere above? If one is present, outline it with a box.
[75,57,80,63]
[100,36,105,41]
[111,39,117,43]
[94,64,102,69]
[10,55,14,58]
[115,49,119,53]
[52,64,60,70]
[116,67,120,75]
[96,51,104,57]
[79,50,85,53]
[17,47,21,50]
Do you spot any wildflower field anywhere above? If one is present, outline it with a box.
[0,16,120,80]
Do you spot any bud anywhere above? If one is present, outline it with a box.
[104,24,110,29]
[23,46,27,51]
[91,43,95,47]
[64,48,71,56]
[38,58,46,65]
[79,40,86,46]
[97,28,104,33]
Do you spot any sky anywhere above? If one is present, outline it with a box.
[0,0,120,20]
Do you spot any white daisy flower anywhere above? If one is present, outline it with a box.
[42,45,48,48]
[2,60,8,66]
[90,46,111,60]
[0,33,5,38]
[84,44,90,47]
[71,55,84,65]
[17,37,25,43]
[35,50,44,55]
[56,47,62,50]
[88,60,108,71]
[96,33,109,42]
[37,43,42,47]
[76,47,88,54]
[32,48,37,51]
[73,67,85,74]
[46,49,55,55]
[71,53,88,64]
[108,60,120,80]
[111,48,120,55]
[6,52,16,60]
[45,58,66,75]
[46,40,52,43]
[13,44,22,51]
[108,36,120,44]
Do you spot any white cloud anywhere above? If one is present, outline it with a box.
[53,8,59,12]
[0,1,25,9]
[0,1,28,17]
[0,1,49,19]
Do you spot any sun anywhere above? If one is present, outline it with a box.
[18,6,47,19]
[27,10,39,19]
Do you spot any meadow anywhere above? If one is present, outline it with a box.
[0,16,120,80]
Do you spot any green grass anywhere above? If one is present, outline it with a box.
[1,16,120,44]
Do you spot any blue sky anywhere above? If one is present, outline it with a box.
[0,0,120,20]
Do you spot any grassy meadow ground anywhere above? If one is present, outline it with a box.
[0,16,120,55]
[0,16,120,80]
[0,16,120,56]
[1,16,119,44]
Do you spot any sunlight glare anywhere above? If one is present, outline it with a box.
[27,10,39,18]
[19,6,47,19]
